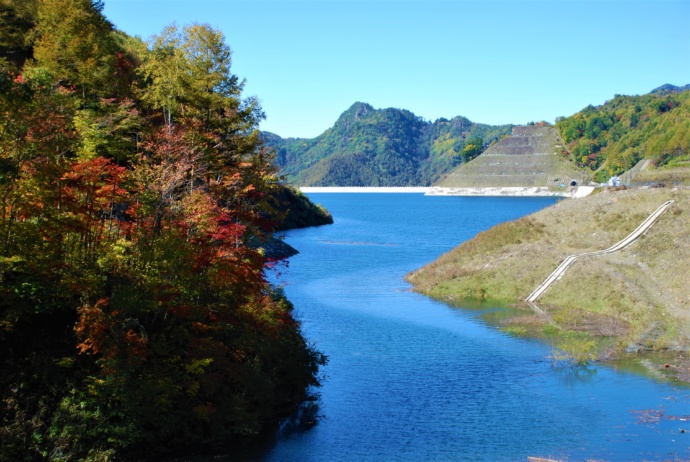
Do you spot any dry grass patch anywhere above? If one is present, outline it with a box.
[407,187,690,354]
[633,166,690,185]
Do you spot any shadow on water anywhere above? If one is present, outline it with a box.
[270,394,325,445]
[163,397,324,462]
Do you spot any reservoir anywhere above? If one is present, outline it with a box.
[244,193,689,461]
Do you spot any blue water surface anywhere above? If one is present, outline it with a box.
[243,194,689,461]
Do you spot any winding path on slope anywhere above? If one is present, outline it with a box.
[525,199,675,303]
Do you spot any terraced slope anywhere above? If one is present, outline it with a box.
[435,126,588,188]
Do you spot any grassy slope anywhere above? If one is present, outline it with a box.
[406,188,690,352]
[633,165,690,185]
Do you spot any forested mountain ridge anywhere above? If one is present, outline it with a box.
[555,86,690,182]
[0,1,325,460]
[266,85,690,188]
[263,102,513,186]
[650,83,690,95]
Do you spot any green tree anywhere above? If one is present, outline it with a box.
[31,0,115,95]
[0,0,38,70]
[139,25,186,125]
[460,136,484,163]
[141,23,259,129]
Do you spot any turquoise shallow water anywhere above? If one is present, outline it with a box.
[224,194,690,461]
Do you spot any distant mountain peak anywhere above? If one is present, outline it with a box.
[650,83,690,95]
[346,101,374,118]
[334,102,375,130]
[349,101,374,114]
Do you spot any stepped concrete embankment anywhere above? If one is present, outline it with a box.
[436,125,588,189]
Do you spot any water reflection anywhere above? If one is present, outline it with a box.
[552,364,599,386]
[275,397,323,437]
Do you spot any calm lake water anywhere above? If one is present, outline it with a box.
[234,194,689,461]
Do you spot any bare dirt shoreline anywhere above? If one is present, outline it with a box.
[299,187,432,193]
[299,186,595,198]
[426,186,595,198]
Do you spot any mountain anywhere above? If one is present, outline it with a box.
[263,103,513,186]
[650,83,690,95]
[555,88,690,182]
[434,125,589,188]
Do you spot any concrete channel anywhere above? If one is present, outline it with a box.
[525,199,675,303]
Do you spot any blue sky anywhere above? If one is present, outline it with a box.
[103,0,690,138]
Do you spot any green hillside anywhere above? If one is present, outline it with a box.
[263,102,513,186]
[269,185,333,231]
[435,125,589,188]
[556,88,690,183]
[265,87,690,189]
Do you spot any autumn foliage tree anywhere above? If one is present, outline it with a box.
[1,9,324,462]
